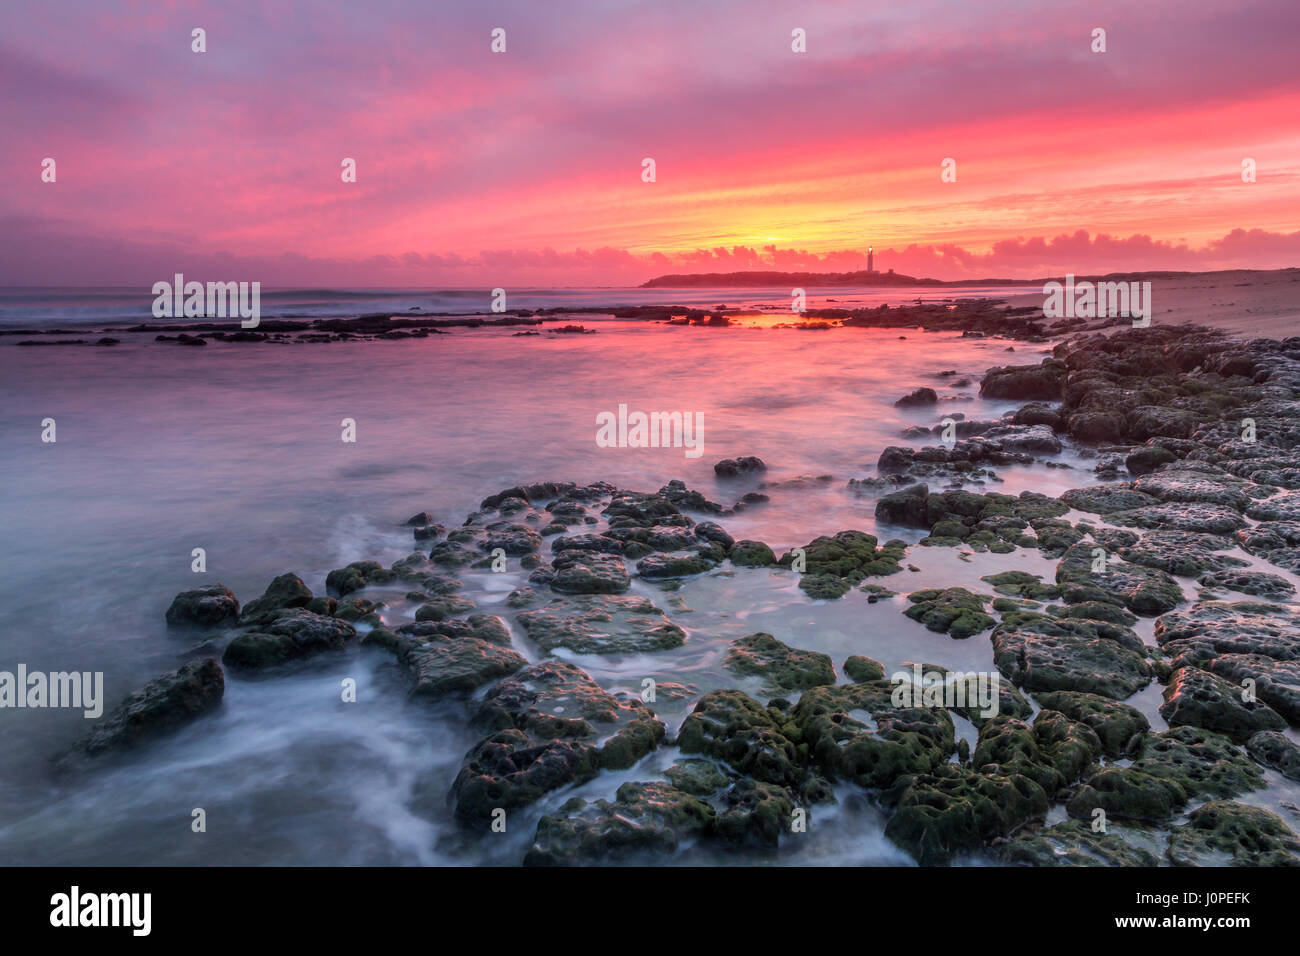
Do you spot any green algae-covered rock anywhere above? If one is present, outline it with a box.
[1166,801,1300,867]
[723,632,835,692]
[884,765,1048,865]
[904,587,995,638]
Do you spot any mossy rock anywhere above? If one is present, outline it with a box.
[883,765,1048,865]
[730,540,777,567]
[1066,767,1188,823]
[723,632,836,692]
[905,587,995,638]
[677,689,805,787]
[998,820,1159,866]
[664,759,731,796]
[414,594,477,622]
[1131,726,1264,799]
[791,681,955,788]
[844,654,885,682]
[1166,801,1300,866]
[1031,690,1150,757]
[237,573,312,626]
[981,570,1062,600]
[715,779,797,849]
[524,781,715,866]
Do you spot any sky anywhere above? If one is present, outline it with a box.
[2,0,1299,286]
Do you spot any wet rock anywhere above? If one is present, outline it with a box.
[729,540,777,567]
[1126,406,1198,440]
[904,587,995,638]
[998,820,1159,866]
[1246,730,1300,781]
[636,552,716,579]
[451,661,665,821]
[404,638,526,699]
[325,560,396,595]
[980,360,1068,401]
[664,759,731,795]
[844,655,885,682]
[1118,530,1247,576]
[777,530,906,599]
[1047,601,1138,627]
[972,713,1099,796]
[414,594,477,621]
[1247,489,1300,522]
[222,609,357,669]
[875,484,932,526]
[1059,484,1158,515]
[884,765,1049,865]
[236,573,313,626]
[693,521,735,549]
[1166,801,1300,866]
[1198,568,1295,599]
[1125,445,1177,475]
[165,584,239,627]
[1155,601,1300,721]
[1055,541,1184,616]
[715,779,796,848]
[480,524,543,556]
[517,594,685,654]
[1109,502,1248,534]
[333,595,379,624]
[65,659,224,759]
[1159,667,1285,738]
[980,571,1062,601]
[723,633,835,692]
[677,690,805,787]
[549,550,630,594]
[395,614,512,647]
[1031,691,1150,756]
[894,387,938,407]
[1131,726,1264,799]
[1133,468,1265,512]
[713,456,767,477]
[524,782,715,865]
[1066,767,1187,823]
[1011,402,1063,429]
[991,616,1151,699]
[1066,411,1127,443]
[1155,600,1300,660]
[550,533,624,555]
[792,681,955,788]
[1204,655,1300,724]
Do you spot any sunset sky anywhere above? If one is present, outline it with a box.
[3,0,1299,285]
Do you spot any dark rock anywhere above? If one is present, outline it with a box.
[713,456,767,477]
[894,387,938,407]
[237,573,313,627]
[65,659,224,759]
[165,584,239,627]
[723,633,835,692]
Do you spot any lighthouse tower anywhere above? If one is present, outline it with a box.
[868,246,874,273]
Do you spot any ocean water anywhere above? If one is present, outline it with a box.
[0,284,1032,328]
[2,292,1296,865]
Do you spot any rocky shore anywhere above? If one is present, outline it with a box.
[57,321,1300,867]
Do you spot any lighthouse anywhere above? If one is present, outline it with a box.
[868,246,874,273]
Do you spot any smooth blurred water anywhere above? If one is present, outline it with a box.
[7,306,1290,865]
[0,284,1031,327]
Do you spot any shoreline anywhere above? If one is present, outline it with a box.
[27,315,1300,866]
